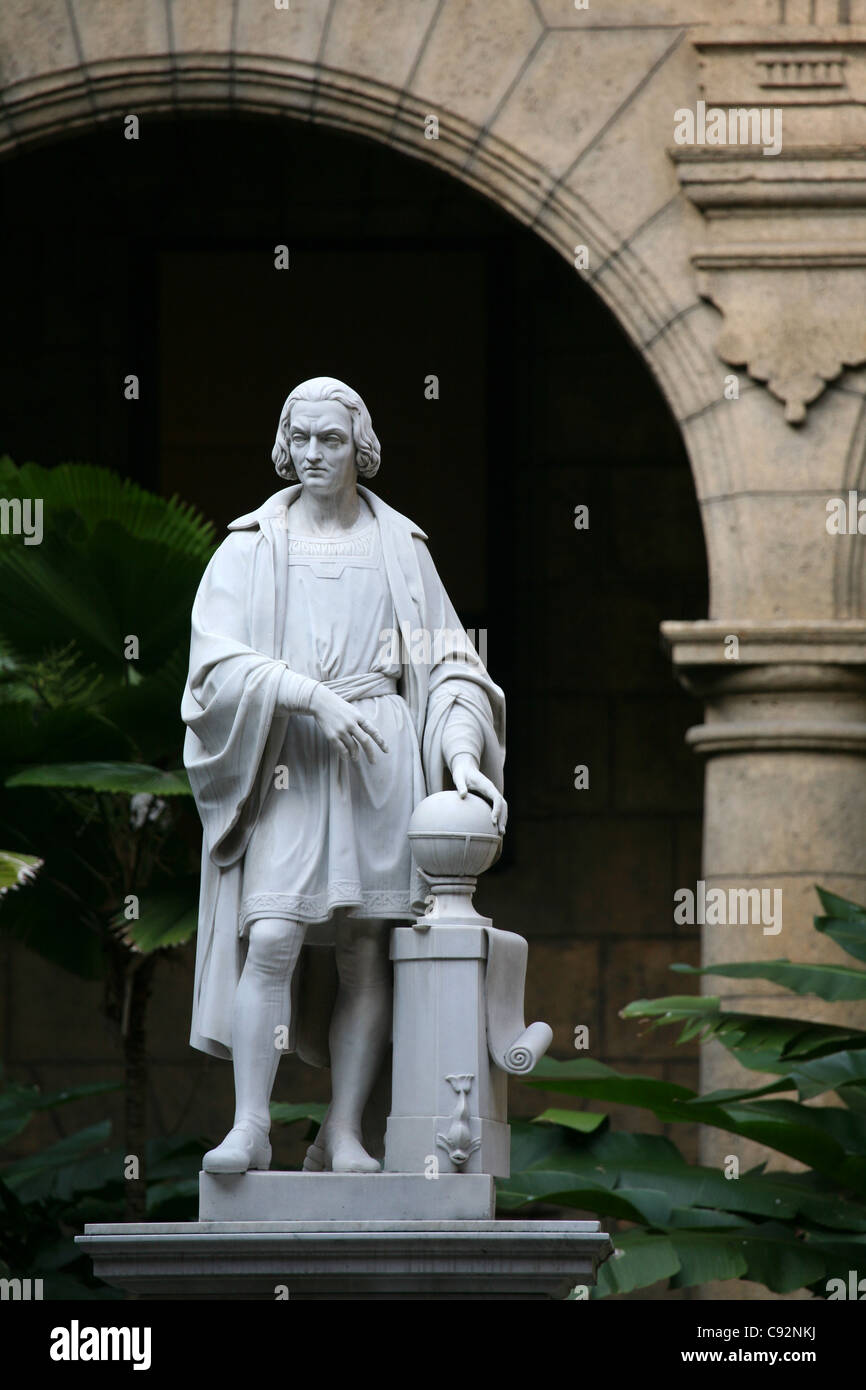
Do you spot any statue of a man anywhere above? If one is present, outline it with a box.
[182,378,506,1174]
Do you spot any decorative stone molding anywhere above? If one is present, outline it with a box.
[691,245,866,424]
[693,26,866,116]
[674,28,866,424]
[661,620,866,755]
[661,619,866,668]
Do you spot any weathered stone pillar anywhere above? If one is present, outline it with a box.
[663,620,866,1173]
[662,30,866,1201]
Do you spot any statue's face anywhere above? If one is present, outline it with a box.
[288,400,356,494]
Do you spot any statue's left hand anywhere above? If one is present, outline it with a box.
[450,753,507,835]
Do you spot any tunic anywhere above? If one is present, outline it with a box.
[239,515,427,934]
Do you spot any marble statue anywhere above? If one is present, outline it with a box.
[182,377,507,1175]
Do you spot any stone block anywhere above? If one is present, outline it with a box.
[492,28,680,185]
[199,1171,495,1222]
[0,0,80,88]
[409,0,542,130]
[324,0,439,89]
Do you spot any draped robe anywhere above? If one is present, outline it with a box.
[182,483,505,1065]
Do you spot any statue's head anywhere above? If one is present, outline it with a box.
[272,377,381,482]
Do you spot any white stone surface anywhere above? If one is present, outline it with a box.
[199,1172,495,1221]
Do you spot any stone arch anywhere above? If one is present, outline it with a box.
[0,23,728,570]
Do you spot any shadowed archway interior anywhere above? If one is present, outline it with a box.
[0,114,707,1160]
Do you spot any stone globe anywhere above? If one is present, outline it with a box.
[408,791,502,886]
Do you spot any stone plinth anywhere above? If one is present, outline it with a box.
[199,1171,495,1221]
[76,1220,612,1300]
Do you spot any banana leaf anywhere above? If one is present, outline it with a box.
[671,958,866,1002]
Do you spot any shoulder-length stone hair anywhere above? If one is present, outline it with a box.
[272,377,381,481]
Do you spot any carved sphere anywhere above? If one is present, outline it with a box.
[408,791,501,880]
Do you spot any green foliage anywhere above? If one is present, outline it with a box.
[502,889,866,1299]
[0,850,41,896]
[0,1070,207,1299]
[0,458,213,977]
[110,880,200,953]
[0,458,216,1218]
[7,762,191,797]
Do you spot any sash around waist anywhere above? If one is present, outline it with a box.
[319,671,399,702]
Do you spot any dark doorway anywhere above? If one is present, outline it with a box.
[0,115,707,1150]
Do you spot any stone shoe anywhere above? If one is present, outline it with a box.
[302,1139,328,1172]
[202,1121,272,1174]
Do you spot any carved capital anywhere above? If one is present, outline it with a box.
[660,620,866,755]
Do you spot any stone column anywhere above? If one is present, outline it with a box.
[662,620,866,1171]
[662,29,866,1191]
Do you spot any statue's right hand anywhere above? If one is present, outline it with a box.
[309,685,388,764]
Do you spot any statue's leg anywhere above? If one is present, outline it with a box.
[321,915,391,1174]
[202,917,305,1174]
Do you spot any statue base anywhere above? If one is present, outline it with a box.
[76,1218,612,1300]
[199,1171,495,1221]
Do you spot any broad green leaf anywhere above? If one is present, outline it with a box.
[815,919,866,966]
[0,460,215,557]
[509,1118,571,1174]
[841,1085,866,1115]
[496,1170,673,1224]
[0,850,41,896]
[6,761,191,796]
[672,959,866,1003]
[580,1129,684,1167]
[814,889,866,964]
[112,880,199,952]
[685,1100,866,1192]
[737,1225,827,1294]
[532,1108,607,1134]
[0,461,214,678]
[625,996,866,1067]
[665,1207,755,1230]
[526,1057,697,1107]
[512,1134,832,1223]
[1,1121,112,1195]
[668,1231,749,1288]
[787,1050,866,1100]
[814,887,866,922]
[0,1080,119,1148]
[522,1060,865,1189]
[730,1097,866,1160]
[594,1232,680,1297]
